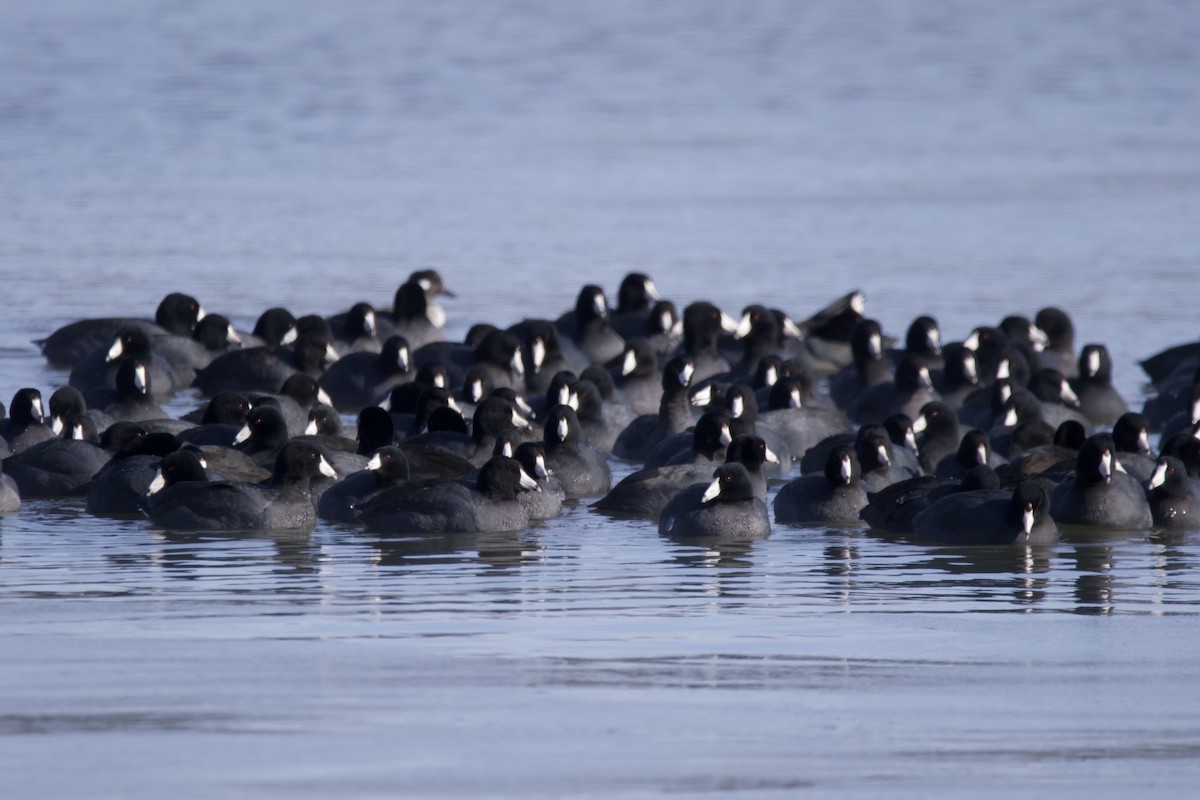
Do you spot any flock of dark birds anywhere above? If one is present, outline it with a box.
[3,269,1200,547]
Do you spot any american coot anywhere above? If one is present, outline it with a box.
[68,327,182,399]
[405,269,456,329]
[790,290,864,371]
[725,304,788,378]
[1154,377,1200,441]
[1034,307,1078,378]
[611,339,663,416]
[191,443,273,484]
[1070,344,1128,426]
[711,384,791,470]
[999,314,1048,367]
[35,292,204,368]
[294,315,337,348]
[487,389,534,426]
[1139,340,1200,388]
[571,378,635,455]
[1161,434,1200,479]
[1111,412,1157,483]
[593,434,775,520]
[246,374,332,437]
[612,355,696,462]
[317,446,411,524]
[1049,434,1153,529]
[85,431,182,517]
[304,404,344,437]
[390,361,450,405]
[47,386,85,434]
[957,376,1016,433]
[404,396,531,466]
[996,344,1034,394]
[293,406,363,479]
[754,379,852,462]
[152,313,244,383]
[892,315,943,371]
[191,332,339,396]
[143,441,338,531]
[1026,368,1090,432]
[658,462,771,539]
[317,335,412,411]
[145,449,210,495]
[912,480,1058,546]
[379,282,442,350]
[389,386,460,440]
[48,385,114,436]
[356,455,538,533]
[542,404,612,499]
[513,441,566,520]
[243,307,298,349]
[487,428,522,461]
[856,430,919,492]
[829,319,891,411]
[913,401,960,475]
[325,302,381,354]
[424,406,470,435]
[999,419,1086,478]
[506,319,574,395]
[774,445,869,525]
[881,413,924,473]
[96,358,170,423]
[987,391,1055,459]
[1,417,110,497]
[0,458,21,513]
[961,326,1012,387]
[851,354,938,425]
[784,307,842,370]
[859,465,1001,534]
[555,284,626,369]
[644,411,732,469]
[935,429,1006,478]
[229,397,357,493]
[1147,456,1200,529]
[578,364,615,402]
[349,406,395,456]
[934,343,980,411]
[2,388,55,454]
[639,300,683,362]
[413,329,526,394]
[750,354,784,405]
[720,434,779,498]
[794,420,894,480]
[678,301,738,383]
[609,272,663,340]
[233,404,292,465]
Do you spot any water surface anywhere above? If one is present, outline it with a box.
[3,1,1200,796]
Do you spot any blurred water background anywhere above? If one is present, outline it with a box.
[3,1,1200,797]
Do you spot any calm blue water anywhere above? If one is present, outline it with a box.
[4,1,1200,797]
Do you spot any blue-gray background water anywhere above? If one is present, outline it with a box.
[3,1,1200,797]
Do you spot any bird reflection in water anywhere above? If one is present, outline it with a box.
[661,535,760,598]
[859,525,1054,609]
[367,529,544,574]
[820,528,865,606]
[912,546,1054,609]
[1148,529,1200,614]
[1060,526,1149,615]
[151,528,321,578]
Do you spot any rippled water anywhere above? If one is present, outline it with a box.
[4,0,1200,797]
